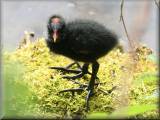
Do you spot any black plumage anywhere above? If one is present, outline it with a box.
[46,15,118,111]
[47,15,118,62]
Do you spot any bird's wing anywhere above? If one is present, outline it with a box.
[69,39,99,55]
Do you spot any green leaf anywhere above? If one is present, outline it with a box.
[3,61,38,117]
[134,72,158,85]
[147,54,157,63]
[109,104,157,118]
[86,112,108,119]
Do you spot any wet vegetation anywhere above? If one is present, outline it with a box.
[2,38,159,119]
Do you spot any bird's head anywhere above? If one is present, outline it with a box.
[48,15,65,43]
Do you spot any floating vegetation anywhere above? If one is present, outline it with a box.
[2,38,159,119]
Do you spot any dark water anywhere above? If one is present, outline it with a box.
[1,0,158,55]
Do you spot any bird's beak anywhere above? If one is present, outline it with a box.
[53,30,58,43]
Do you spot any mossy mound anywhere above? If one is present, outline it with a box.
[3,38,158,119]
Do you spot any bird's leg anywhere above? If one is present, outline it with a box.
[62,63,89,80]
[50,61,99,80]
[59,62,99,111]
[49,61,82,74]
[86,61,99,111]
[58,63,89,95]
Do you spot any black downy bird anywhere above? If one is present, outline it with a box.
[46,15,118,111]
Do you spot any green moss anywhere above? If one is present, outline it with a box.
[3,38,159,119]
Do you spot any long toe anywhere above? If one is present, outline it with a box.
[49,66,82,74]
[62,72,84,80]
[59,87,84,96]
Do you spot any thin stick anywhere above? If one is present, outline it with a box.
[119,0,135,51]
[118,0,137,109]
[119,0,124,22]
[154,0,159,8]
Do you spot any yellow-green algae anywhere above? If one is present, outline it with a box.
[3,38,158,119]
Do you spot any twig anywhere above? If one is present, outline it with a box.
[154,0,159,8]
[119,0,124,22]
[118,0,137,109]
[119,0,135,51]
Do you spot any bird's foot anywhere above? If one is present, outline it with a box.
[58,84,96,112]
[62,71,99,80]
[62,72,85,80]
[49,62,82,74]
[59,87,85,96]
[49,66,81,74]
[85,86,117,111]
[58,86,116,112]
[50,62,99,80]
